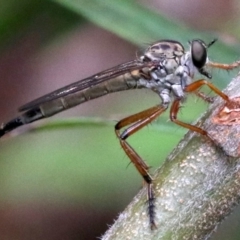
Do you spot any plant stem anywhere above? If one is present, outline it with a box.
[101,74,240,240]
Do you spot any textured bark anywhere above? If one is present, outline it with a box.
[101,74,240,240]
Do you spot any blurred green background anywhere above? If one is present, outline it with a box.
[0,0,240,239]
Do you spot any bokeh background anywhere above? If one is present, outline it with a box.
[0,0,240,239]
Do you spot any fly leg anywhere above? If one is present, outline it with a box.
[185,79,229,102]
[207,60,240,71]
[170,79,230,135]
[194,91,214,104]
[115,105,167,229]
[170,99,208,135]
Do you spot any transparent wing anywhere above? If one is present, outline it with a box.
[19,59,157,112]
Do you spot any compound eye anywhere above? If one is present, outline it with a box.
[191,39,207,69]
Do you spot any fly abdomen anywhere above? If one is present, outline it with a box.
[0,107,44,137]
[0,72,140,137]
[39,72,139,117]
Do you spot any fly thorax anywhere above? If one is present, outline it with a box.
[159,88,171,107]
[180,52,196,78]
[174,64,194,89]
[146,57,181,81]
[165,73,181,85]
[142,40,184,64]
[162,58,180,74]
[149,67,167,79]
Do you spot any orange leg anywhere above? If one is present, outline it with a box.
[170,79,229,134]
[170,99,208,135]
[115,105,167,229]
[207,60,240,71]
[192,79,230,106]
[194,91,214,104]
[185,79,229,102]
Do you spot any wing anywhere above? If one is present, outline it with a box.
[19,59,157,112]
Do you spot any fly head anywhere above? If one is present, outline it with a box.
[190,39,217,79]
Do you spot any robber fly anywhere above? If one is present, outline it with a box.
[0,39,240,229]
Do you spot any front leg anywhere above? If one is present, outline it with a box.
[170,79,230,137]
[207,61,240,71]
[185,79,230,102]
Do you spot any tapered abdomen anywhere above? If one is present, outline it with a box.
[0,72,140,137]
